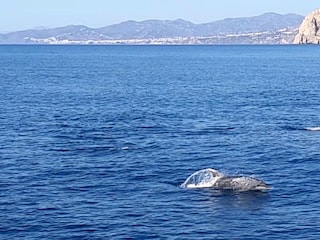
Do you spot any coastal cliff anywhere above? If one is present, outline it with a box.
[294,8,320,44]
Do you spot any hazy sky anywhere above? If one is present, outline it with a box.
[1,0,319,32]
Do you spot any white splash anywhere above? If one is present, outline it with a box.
[180,168,223,188]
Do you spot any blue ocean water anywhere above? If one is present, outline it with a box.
[1,45,320,239]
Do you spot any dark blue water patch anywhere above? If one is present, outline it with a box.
[1,45,320,239]
[281,125,306,131]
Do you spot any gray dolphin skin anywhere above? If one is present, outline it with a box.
[181,168,271,191]
[213,176,270,191]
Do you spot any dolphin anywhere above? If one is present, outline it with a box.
[181,168,270,191]
[305,127,320,131]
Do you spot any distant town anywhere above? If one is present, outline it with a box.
[24,28,298,45]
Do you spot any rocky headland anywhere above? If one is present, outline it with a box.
[294,8,320,44]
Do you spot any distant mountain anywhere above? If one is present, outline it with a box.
[196,13,303,35]
[97,19,196,39]
[1,25,105,43]
[0,12,304,44]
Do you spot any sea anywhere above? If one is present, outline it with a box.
[1,45,320,240]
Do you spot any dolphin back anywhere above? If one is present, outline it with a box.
[214,176,271,191]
